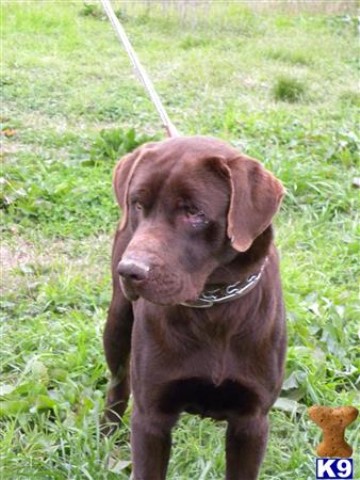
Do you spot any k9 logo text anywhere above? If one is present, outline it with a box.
[316,458,353,479]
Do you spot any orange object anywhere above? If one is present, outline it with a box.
[308,405,359,458]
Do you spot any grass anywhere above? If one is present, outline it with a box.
[272,76,308,103]
[1,2,359,479]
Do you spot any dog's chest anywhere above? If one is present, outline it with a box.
[158,322,261,420]
[133,304,265,419]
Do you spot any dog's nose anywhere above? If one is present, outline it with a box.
[117,258,150,282]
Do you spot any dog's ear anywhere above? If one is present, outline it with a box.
[113,145,152,230]
[113,151,137,209]
[224,155,284,252]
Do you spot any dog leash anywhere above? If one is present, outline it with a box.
[100,0,179,138]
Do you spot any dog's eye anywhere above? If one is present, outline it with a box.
[185,205,200,216]
[131,200,144,212]
[183,206,208,227]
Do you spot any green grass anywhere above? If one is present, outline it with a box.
[272,76,308,103]
[1,2,359,479]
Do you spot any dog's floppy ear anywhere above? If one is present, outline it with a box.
[224,155,284,252]
[113,145,152,230]
[113,151,137,209]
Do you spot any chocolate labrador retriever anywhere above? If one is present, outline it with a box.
[103,136,286,480]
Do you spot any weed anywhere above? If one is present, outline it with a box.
[79,1,128,23]
[272,76,307,103]
[88,127,157,164]
[79,2,105,20]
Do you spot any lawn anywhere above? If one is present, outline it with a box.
[1,1,359,479]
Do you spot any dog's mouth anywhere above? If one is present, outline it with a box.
[119,275,200,306]
[119,277,140,302]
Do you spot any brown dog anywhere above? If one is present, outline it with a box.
[103,136,286,480]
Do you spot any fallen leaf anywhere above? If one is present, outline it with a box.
[1,128,17,137]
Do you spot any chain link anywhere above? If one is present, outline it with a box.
[180,258,268,309]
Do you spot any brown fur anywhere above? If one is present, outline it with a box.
[103,136,286,480]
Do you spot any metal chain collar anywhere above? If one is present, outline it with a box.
[180,257,268,309]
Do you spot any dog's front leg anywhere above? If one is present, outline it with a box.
[103,230,134,431]
[131,408,178,480]
[225,414,269,480]
[103,288,133,427]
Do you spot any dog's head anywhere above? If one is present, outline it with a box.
[113,136,284,305]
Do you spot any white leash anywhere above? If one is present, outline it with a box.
[100,0,180,138]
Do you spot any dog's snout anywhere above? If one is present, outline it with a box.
[117,258,150,282]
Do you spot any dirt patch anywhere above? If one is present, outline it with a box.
[1,240,35,273]
[0,234,112,295]
[0,239,37,293]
